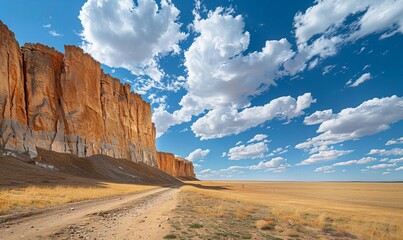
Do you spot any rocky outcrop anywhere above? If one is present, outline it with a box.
[157,152,195,178]
[0,21,195,178]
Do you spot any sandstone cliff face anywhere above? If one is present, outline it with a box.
[157,152,195,178]
[0,21,28,154]
[174,156,196,179]
[21,43,64,155]
[0,21,195,178]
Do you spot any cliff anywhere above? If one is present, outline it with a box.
[157,152,195,179]
[0,21,195,178]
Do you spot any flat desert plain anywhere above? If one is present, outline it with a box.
[172,181,403,240]
[1,180,402,239]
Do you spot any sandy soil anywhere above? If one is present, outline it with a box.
[0,187,179,240]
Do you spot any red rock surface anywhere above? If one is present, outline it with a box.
[0,21,195,178]
[157,152,195,178]
[0,21,27,154]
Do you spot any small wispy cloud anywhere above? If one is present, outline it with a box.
[179,128,188,133]
[42,22,63,37]
[49,30,63,37]
[322,65,336,75]
[346,73,371,87]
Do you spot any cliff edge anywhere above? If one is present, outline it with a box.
[0,20,195,179]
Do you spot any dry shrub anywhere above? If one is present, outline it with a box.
[195,206,226,217]
[234,210,250,219]
[256,219,275,230]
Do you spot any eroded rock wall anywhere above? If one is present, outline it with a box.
[0,21,28,155]
[157,152,195,178]
[0,22,158,166]
[0,21,195,177]
[175,156,196,178]
[21,43,64,155]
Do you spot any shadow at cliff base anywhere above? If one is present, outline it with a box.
[0,148,189,220]
[0,148,184,190]
[182,182,230,191]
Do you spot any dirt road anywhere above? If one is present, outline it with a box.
[0,187,179,240]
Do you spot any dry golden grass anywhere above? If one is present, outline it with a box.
[182,181,403,240]
[256,219,275,230]
[0,183,156,214]
[179,190,257,220]
[172,190,281,239]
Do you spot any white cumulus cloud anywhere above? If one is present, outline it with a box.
[314,165,334,172]
[366,163,396,169]
[386,137,403,145]
[368,148,403,156]
[249,157,288,172]
[228,142,268,160]
[184,7,295,108]
[304,109,334,125]
[192,93,315,140]
[298,149,353,166]
[247,134,268,143]
[152,1,403,139]
[152,7,302,137]
[389,157,403,163]
[197,165,246,178]
[186,148,210,162]
[287,0,403,74]
[297,96,403,151]
[79,0,187,82]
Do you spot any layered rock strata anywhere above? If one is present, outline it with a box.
[0,21,195,178]
[157,152,195,178]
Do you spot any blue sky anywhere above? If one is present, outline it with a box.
[1,0,402,181]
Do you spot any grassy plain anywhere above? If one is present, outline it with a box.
[180,181,403,240]
[0,183,156,215]
[0,152,178,216]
